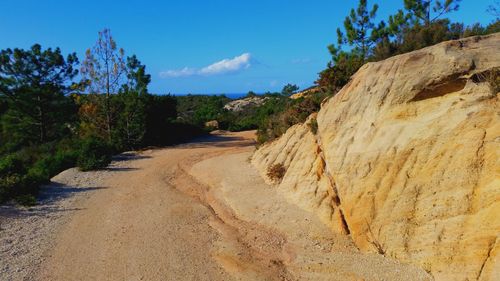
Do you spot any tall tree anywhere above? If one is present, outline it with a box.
[0,44,78,146]
[281,84,299,96]
[320,0,377,91]
[114,56,152,149]
[122,55,151,95]
[336,0,379,61]
[81,28,126,140]
[403,0,461,25]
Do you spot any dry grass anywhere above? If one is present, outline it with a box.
[472,67,499,94]
[267,163,286,183]
[366,220,386,256]
[488,67,500,94]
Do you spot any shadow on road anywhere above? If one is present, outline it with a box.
[181,133,256,149]
[113,152,152,162]
[0,185,107,220]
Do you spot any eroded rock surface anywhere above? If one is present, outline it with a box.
[252,34,500,281]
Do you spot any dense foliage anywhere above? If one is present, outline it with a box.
[0,139,78,205]
[176,94,230,126]
[256,90,328,144]
[76,137,113,171]
[173,91,298,134]
[0,30,204,204]
[261,0,500,146]
[0,44,79,151]
[318,0,500,91]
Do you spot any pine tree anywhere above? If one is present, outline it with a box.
[281,84,299,96]
[80,29,126,140]
[336,0,379,61]
[320,0,377,91]
[122,55,151,95]
[114,56,151,149]
[0,44,78,147]
[403,0,461,25]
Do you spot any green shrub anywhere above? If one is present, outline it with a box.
[175,94,229,126]
[308,118,318,135]
[77,137,113,171]
[28,149,78,183]
[15,194,37,206]
[256,91,328,144]
[0,153,36,203]
[0,137,106,204]
[0,174,22,202]
[0,154,26,175]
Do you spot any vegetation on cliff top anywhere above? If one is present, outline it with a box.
[318,0,500,92]
[259,0,499,144]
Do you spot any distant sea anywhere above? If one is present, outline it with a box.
[172,93,248,99]
[224,93,248,99]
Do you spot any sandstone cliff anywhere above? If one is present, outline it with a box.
[252,34,500,281]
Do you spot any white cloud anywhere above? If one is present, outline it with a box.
[159,67,196,78]
[159,53,252,78]
[199,53,252,75]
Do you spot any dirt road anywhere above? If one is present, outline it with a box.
[38,132,255,281]
[1,131,431,281]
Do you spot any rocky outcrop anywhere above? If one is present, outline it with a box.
[252,34,500,281]
[224,96,269,112]
[204,120,219,129]
[290,86,322,99]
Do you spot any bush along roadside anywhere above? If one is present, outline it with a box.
[76,137,113,171]
[0,136,113,205]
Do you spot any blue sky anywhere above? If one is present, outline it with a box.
[0,0,495,94]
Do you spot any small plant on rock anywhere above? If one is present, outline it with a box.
[308,118,318,135]
[267,163,286,183]
[488,67,499,94]
[472,67,499,95]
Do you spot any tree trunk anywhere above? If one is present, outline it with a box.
[37,94,46,143]
[425,0,431,26]
[106,94,111,141]
[105,53,112,142]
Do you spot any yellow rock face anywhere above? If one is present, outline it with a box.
[252,34,500,281]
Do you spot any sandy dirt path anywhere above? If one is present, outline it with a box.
[38,132,256,281]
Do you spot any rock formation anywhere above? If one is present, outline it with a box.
[204,120,219,129]
[290,86,322,99]
[224,96,269,112]
[252,34,500,281]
